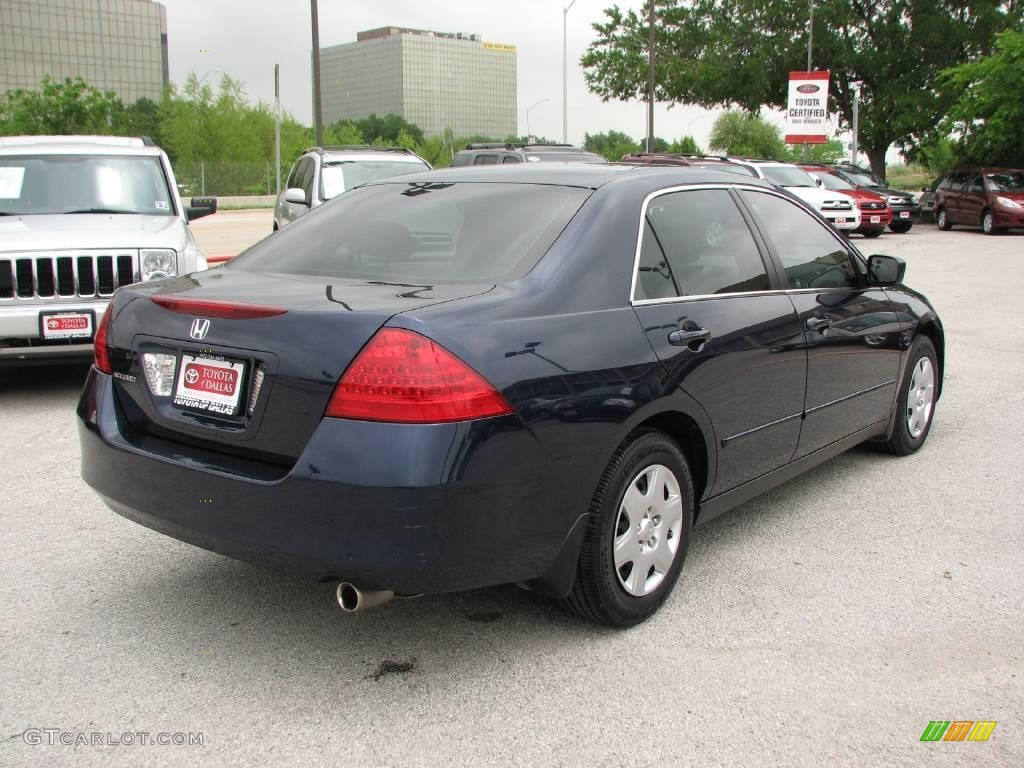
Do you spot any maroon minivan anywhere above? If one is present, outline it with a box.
[935,168,1024,234]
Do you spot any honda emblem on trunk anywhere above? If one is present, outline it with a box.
[190,318,211,340]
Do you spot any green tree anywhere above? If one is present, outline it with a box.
[940,28,1024,167]
[584,129,642,160]
[782,138,845,163]
[581,0,1020,180]
[708,110,785,158]
[0,76,121,135]
[335,114,425,146]
[667,135,702,154]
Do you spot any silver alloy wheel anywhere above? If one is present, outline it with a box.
[906,357,936,439]
[613,464,684,597]
[937,209,946,229]
[983,211,994,234]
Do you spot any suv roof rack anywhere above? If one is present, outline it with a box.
[465,142,516,150]
[304,145,417,155]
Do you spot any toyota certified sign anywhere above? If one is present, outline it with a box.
[786,70,830,144]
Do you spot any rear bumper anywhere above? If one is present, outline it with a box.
[78,368,604,595]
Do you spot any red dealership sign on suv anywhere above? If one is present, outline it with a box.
[786,71,830,144]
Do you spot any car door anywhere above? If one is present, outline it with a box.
[739,189,902,457]
[631,186,807,495]
[943,171,966,222]
[960,173,985,226]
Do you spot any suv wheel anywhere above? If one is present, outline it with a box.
[936,207,952,231]
[561,431,693,627]
[889,221,912,234]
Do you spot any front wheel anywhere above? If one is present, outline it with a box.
[982,210,999,235]
[880,337,938,455]
[561,431,693,627]
[889,221,913,234]
[862,229,883,239]
[936,208,952,231]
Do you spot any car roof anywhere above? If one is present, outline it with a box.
[363,162,776,191]
[0,135,163,157]
[320,150,428,164]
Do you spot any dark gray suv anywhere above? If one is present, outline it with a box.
[452,143,607,166]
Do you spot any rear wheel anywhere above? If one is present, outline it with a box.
[562,431,693,627]
[936,208,952,230]
[880,336,938,455]
[889,221,913,234]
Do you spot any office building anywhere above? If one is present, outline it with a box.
[0,0,169,104]
[319,26,517,139]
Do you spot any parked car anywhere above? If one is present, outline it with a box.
[452,143,608,166]
[79,164,943,627]
[620,153,757,176]
[918,177,941,217]
[934,168,1024,234]
[801,164,892,237]
[274,146,431,230]
[817,163,921,233]
[726,158,861,232]
[0,135,214,366]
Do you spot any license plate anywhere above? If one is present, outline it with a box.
[900,211,910,218]
[835,218,847,225]
[40,311,94,340]
[870,215,881,224]
[173,354,246,415]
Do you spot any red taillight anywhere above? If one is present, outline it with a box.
[94,308,113,374]
[151,295,287,319]
[326,328,513,423]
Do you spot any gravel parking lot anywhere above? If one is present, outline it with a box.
[1,221,1021,767]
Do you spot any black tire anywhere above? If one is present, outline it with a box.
[889,221,913,234]
[936,208,952,231]
[561,430,694,627]
[272,221,279,232]
[862,229,883,239]
[880,337,938,455]
[982,209,1000,235]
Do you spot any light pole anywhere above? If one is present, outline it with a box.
[562,0,577,144]
[804,0,814,160]
[526,98,550,143]
[311,0,324,147]
[646,0,656,152]
[850,81,861,163]
[274,64,281,194]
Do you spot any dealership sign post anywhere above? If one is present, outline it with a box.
[785,70,830,144]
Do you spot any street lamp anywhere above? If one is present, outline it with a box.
[526,98,550,143]
[562,0,577,144]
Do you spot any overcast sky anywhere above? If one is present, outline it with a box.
[161,0,749,148]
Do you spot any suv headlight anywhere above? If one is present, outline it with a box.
[141,249,178,281]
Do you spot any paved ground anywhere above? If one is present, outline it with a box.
[190,208,274,262]
[1,221,1021,767]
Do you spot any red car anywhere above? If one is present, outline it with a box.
[801,165,892,237]
[934,167,1024,234]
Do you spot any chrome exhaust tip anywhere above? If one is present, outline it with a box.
[336,582,394,612]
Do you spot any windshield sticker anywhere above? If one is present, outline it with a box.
[155,200,169,210]
[0,167,26,198]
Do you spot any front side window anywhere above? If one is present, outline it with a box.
[741,190,861,290]
[0,154,173,216]
[967,175,984,193]
[634,189,769,300]
[320,159,430,200]
[233,182,590,283]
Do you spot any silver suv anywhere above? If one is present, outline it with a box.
[0,135,214,365]
[274,145,431,230]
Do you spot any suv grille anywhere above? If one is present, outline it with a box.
[0,253,136,300]
[859,201,886,211]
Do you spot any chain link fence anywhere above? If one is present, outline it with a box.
[172,160,285,197]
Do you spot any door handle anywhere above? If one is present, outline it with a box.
[668,328,712,347]
[806,316,832,333]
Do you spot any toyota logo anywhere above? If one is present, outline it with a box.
[184,368,200,385]
[797,84,820,93]
[189,318,211,340]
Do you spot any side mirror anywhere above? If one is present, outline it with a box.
[867,254,906,286]
[920,186,928,192]
[185,196,217,221]
[284,187,308,205]
[814,176,823,187]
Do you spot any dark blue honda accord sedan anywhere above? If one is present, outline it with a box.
[78,164,944,626]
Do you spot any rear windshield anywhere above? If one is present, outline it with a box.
[525,152,608,163]
[0,154,173,215]
[320,159,430,199]
[233,182,591,283]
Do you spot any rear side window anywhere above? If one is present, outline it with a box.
[233,182,590,283]
[741,190,861,290]
[634,189,769,300]
[502,155,522,164]
[474,154,498,165]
